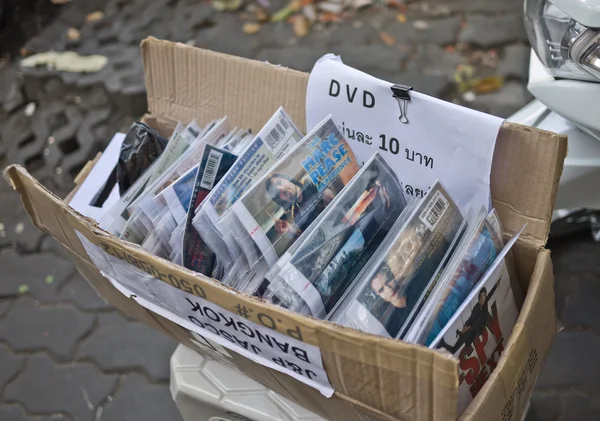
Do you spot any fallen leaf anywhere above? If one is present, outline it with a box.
[20,47,31,57]
[227,0,243,10]
[85,11,104,23]
[272,6,295,21]
[256,7,269,22]
[318,1,344,14]
[444,45,456,53]
[472,75,504,94]
[319,11,342,22]
[242,22,261,34]
[212,0,227,11]
[45,274,55,284]
[353,0,373,9]
[51,0,71,4]
[379,32,396,46]
[454,64,475,84]
[396,13,406,23]
[289,0,303,12]
[303,4,317,21]
[21,51,108,73]
[293,15,310,37]
[386,0,404,9]
[413,20,429,30]
[301,0,313,5]
[18,284,29,295]
[67,27,81,42]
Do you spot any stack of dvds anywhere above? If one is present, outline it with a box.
[97,106,523,414]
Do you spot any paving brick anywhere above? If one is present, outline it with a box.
[526,391,563,421]
[39,236,71,260]
[0,299,12,319]
[99,374,182,421]
[562,272,600,335]
[330,44,409,74]
[3,354,118,421]
[499,44,531,80]
[459,14,528,47]
[427,0,523,13]
[0,249,74,302]
[0,297,95,361]
[406,44,462,77]
[4,80,25,113]
[0,404,43,421]
[58,274,113,312]
[549,236,600,324]
[469,81,530,118]
[383,16,462,46]
[536,330,600,396]
[318,20,380,48]
[0,345,25,391]
[194,14,258,59]
[561,391,600,420]
[78,317,177,381]
[257,47,330,73]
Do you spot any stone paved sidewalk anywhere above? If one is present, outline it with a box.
[1,0,599,420]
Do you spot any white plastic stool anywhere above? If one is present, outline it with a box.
[170,343,327,421]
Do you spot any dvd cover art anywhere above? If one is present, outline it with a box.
[419,212,505,346]
[162,164,200,223]
[183,145,238,275]
[339,181,464,338]
[193,107,303,272]
[232,116,361,267]
[259,153,407,318]
[430,246,519,416]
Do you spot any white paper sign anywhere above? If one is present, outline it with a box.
[69,133,125,222]
[306,55,504,212]
[75,231,334,397]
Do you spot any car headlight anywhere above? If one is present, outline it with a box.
[525,0,600,82]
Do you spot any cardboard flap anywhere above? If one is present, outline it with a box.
[141,37,567,248]
[142,37,309,133]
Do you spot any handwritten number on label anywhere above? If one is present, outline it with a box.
[378,134,400,155]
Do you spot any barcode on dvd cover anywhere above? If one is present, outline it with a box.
[419,190,449,231]
[200,149,224,190]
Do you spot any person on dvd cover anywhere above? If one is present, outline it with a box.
[350,183,464,338]
[436,279,500,354]
[265,172,335,239]
[236,117,360,261]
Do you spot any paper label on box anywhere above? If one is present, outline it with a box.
[75,231,334,397]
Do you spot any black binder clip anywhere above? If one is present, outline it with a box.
[391,84,413,124]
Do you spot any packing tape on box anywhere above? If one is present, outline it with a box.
[75,230,334,397]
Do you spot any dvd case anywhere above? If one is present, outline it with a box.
[330,180,464,338]
[192,107,303,274]
[429,228,521,416]
[228,115,361,271]
[255,153,407,319]
[407,209,505,346]
[182,144,238,274]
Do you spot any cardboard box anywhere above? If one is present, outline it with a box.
[4,37,567,421]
